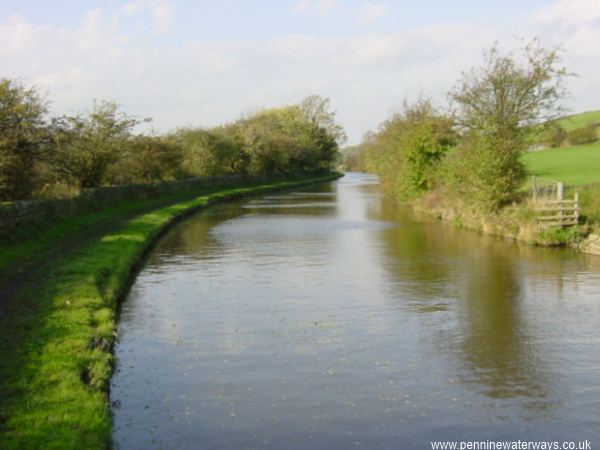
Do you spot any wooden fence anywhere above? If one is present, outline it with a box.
[531,176,579,228]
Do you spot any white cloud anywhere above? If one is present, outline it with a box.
[2,0,600,143]
[354,2,386,27]
[152,1,174,34]
[533,0,600,26]
[122,2,143,15]
[527,0,600,113]
[292,0,339,16]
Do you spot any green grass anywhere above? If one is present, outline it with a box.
[522,141,600,186]
[0,173,342,450]
[569,182,600,225]
[555,109,600,132]
[528,109,600,145]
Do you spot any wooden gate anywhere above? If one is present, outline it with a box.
[532,177,579,228]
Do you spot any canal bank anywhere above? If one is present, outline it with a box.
[0,172,342,450]
[411,192,600,257]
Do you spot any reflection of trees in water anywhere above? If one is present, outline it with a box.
[154,183,339,262]
[370,198,564,416]
[149,203,244,263]
[456,253,553,413]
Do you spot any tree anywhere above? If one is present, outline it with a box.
[357,98,456,200]
[50,101,147,189]
[301,95,347,145]
[174,127,244,177]
[106,135,184,184]
[235,104,341,176]
[0,78,49,201]
[448,39,569,210]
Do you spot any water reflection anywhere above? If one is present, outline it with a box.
[112,173,600,449]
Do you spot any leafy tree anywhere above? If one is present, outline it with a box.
[237,108,292,176]
[106,135,184,184]
[236,103,340,176]
[50,101,147,189]
[0,78,49,201]
[300,95,347,145]
[448,39,569,210]
[175,127,244,178]
[358,98,455,199]
[0,82,343,198]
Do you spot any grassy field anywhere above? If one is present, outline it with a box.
[555,109,600,132]
[0,173,341,450]
[522,140,600,226]
[522,141,600,186]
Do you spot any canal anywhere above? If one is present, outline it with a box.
[111,172,600,449]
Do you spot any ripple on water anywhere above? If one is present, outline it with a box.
[209,215,396,244]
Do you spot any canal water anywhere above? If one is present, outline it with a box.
[111,173,600,449]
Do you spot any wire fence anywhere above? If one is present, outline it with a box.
[528,175,562,202]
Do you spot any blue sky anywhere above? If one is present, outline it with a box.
[0,0,551,38]
[1,0,599,143]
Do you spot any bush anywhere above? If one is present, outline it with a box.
[567,124,598,145]
[542,123,567,148]
[442,134,526,211]
[359,98,456,200]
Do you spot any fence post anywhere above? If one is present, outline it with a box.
[557,182,564,225]
[575,192,579,223]
[557,181,564,201]
[532,175,537,203]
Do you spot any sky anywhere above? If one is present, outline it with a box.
[1,0,600,144]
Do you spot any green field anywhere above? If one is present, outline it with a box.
[529,109,600,145]
[523,141,600,186]
[555,109,600,132]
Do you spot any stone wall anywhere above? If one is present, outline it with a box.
[578,233,600,256]
[0,175,246,232]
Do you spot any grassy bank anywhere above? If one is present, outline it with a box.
[0,172,342,450]
[413,191,590,248]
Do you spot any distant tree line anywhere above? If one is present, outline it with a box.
[349,39,570,212]
[0,80,345,202]
[539,122,598,148]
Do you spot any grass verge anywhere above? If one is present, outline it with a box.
[0,172,342,450]
[569,182,600,226]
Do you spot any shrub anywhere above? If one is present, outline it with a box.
[442,134,525,211]
[542,123,567,148]
[359,98,456,200]
[567,124,598,145]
